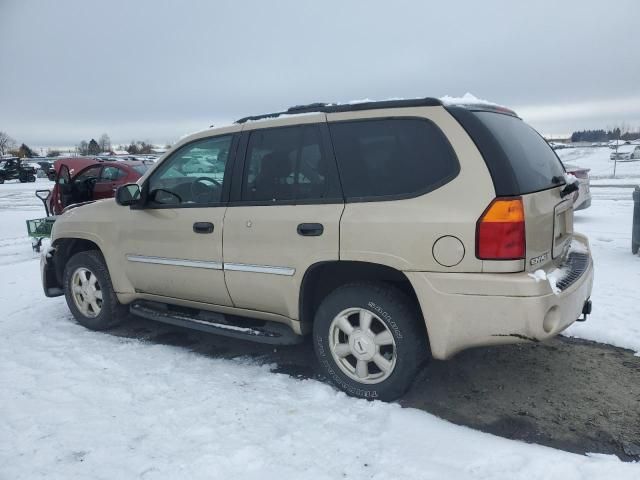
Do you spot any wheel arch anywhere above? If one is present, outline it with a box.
[298,260,427,340]
[51,236,104,287]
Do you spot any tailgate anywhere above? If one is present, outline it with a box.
[522,186,573,272]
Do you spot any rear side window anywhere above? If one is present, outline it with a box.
[329,118,459,200]
[101,166,125,181]
[473,112,565,194]
[242,125,334,202]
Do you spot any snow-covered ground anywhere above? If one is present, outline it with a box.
[1,176,639,479]
[557,145,640,180]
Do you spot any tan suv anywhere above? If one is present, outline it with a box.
[41,98,593,400]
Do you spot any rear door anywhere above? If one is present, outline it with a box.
[223,118,344,320]
[93,165,125,199]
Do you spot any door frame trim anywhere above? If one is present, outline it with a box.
[126,254,223,270]
[224,262,295,276]
[126,255,295,276]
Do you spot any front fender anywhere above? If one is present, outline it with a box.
[50,201,136,296]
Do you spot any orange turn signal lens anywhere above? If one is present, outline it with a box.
[480,198,524,223]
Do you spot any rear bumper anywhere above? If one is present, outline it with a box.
[406,233,594,360]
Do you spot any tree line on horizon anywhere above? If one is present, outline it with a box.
[570,127,640,143]
[1,130,172,159]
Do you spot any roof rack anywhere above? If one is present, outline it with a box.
[234,97,443,124]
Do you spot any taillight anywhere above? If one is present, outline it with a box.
[476,197,525,260]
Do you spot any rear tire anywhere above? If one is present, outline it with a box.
[313,282,428,401]
[63,250,128,330]
[28,175,36,182]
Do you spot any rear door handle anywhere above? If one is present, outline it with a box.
[297,223,324,236]
[193,222,214,234]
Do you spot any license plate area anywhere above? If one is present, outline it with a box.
[553,200,574,258]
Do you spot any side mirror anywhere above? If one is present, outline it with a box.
[115,183,141,206]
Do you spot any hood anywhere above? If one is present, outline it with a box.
[61,200,97,214]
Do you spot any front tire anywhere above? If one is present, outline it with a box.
[313,282,428,401]
[63,250,127,330]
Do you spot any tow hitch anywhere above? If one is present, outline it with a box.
[576,299,592,322]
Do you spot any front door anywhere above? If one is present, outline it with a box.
[119,133,237,306]
[54,164,72,214]
[223,121,344,320]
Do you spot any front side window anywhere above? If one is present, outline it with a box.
[329,118,460,200]
[74,166,102,184]
[241,125,331,202]
[146,135,232,205]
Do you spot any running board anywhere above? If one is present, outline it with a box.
[129,301,303,345]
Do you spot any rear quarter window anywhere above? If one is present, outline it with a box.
[447,108,566,195]
[328,118,459,201]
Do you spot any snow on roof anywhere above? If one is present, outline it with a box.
[439,92,502,107]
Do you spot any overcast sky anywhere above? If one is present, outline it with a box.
[1,0,639,148]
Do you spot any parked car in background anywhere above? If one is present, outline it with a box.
[48,157,150,214]
[0,157,37,183]
[562,163,591,210]
[549,141,569,150]
[181,156,223,174]
[610,145,640,161]
[608,139,631,149]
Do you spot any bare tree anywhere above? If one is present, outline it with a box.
[0,131,16,156]
[77,140,89,155]
[98,133,111,153]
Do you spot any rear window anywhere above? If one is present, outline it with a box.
[329,118,459,200]
[473,112,565,194]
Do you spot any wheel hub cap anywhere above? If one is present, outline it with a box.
[349,332,375,360]
[70,267,103,318]
[328,307,397,384]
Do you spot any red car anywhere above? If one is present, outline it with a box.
[49,157,150,215]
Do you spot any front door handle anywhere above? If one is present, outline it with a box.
[193,222,214,234]
[297,223,324,236]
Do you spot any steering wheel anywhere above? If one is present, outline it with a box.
[191,176,221,203]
